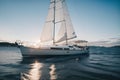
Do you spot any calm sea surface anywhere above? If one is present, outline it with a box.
[0,47,120,80]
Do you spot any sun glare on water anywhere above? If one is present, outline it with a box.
[21,60,43,80]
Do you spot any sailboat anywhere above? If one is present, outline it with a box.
[19,0,89,57]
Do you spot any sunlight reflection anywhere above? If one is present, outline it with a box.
[29,60,43,80]
[21,60,43,80]
[49,64,57,80]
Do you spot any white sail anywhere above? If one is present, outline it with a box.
[55,0,77,43]
[40,0,54,42]
[55,0,64,22]
[64,2,77,40]
[40,0,76,43]
[55,21,66,43]
[40,22,53,42]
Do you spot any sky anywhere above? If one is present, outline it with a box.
[0,0,120,46]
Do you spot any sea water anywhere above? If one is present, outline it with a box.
[0,47,120,80]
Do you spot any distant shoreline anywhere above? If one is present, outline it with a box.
[0,42,120,48]
[0,42,18,47]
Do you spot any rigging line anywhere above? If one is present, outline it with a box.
[46,20,65,24]
[46,21,53,23]
[49,7,63,10]
[55,20,65,24]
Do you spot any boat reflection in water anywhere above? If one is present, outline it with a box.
[20,55,88,80]
[20,58,58,80]
[29,61,43,80]
[21,60,43,80]
[49,64,57,80]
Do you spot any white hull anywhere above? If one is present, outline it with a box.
[20,46,89,57]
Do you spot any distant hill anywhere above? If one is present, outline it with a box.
[89,45,120,48]
[110,46,120,48]
[89,46,120,54]
[0,42,18,47]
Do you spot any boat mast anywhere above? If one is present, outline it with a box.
[53,0,56,45]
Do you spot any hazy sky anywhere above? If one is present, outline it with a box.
[0,0,120,43]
